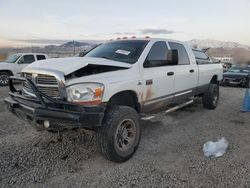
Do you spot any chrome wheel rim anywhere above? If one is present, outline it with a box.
[0,74,9,85]
[115,119,136,152]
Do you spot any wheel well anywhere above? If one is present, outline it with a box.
[0,70,13,76]
[108,90,140,113]
[210,75,218,84]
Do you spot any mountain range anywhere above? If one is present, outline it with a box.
[188,39,250,50]
[187,39,250,63]
[60,39,250,50]
[60,41,92,48]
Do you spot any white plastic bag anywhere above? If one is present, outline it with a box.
[203,137,229,157]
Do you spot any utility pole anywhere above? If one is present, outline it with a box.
[73,40,75,55]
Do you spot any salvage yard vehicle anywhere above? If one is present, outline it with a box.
[221,65,250,88]
[4,38,223,162]
[0,53,48,86]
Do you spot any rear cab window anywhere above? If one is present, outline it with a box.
[169,42,190,65]
[36,55,46,60]
[192,49,211,64]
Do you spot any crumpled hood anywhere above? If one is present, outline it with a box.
[22,57,132,75]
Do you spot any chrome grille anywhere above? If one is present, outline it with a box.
[36,74,58,85]
[37,86,60,97]
[23,73,60,98]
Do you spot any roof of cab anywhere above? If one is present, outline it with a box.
[16,53,47,55]
[106,37,186,45]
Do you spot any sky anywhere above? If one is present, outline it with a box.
[0,0,250,47]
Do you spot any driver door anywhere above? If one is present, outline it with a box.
[142,41,175,112]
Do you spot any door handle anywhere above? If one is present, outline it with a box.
[167,72,174,76]
[189,69,195,73]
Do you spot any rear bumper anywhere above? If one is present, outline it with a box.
[4,76,105,131]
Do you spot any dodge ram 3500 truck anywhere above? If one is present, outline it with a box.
[4,38,223,162]
[0,53,48,86]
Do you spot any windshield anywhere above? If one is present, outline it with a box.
[6,54,21,63]
[228,66,250,73]
[85,40,149,64]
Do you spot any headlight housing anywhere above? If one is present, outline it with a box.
[66,83,104,105]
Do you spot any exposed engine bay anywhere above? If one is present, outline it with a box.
[65,64,128,79]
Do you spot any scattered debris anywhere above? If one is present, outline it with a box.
[203,137,229,158]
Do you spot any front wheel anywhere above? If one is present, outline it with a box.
[0,71,11,86]
[202,83,219,110]
[96,105,141,162]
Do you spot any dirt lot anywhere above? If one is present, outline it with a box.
[0,86,250,187]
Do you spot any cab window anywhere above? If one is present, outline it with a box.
[18,55,35,64]
[36,55,46,60]
[144,41,169,68]
[169,42,190,65]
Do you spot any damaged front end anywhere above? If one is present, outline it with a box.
[4,57,133,131]
[4,76,105,131]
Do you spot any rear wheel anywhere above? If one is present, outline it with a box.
[0,71,11,86]
[202,83,219,109]
[96,105,141,162]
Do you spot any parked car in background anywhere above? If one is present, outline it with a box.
[221,65,250,88]
[0,53,48,86]
[222,62,233,73]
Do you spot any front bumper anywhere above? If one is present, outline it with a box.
[221,77,247,86]
[4,76,105,131]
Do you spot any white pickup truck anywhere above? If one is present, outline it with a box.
[0,53,48,86]
[4,38,223,162]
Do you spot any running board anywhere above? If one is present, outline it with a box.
[141,116,155,120]
[141,99,194,120]
[165,100,194,114]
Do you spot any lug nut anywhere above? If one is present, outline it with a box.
[44,120,50,128]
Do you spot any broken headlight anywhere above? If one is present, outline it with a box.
[66,83,104,105]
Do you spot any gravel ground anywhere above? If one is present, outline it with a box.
[0,86,250,188]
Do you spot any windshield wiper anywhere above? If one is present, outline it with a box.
[101,56,113,60]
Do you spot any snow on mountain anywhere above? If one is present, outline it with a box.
[188,39,250,50]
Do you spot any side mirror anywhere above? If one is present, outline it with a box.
[167,49,178,65]
[79,51,86,57]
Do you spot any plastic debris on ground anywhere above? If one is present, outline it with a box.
[203,137,229,158]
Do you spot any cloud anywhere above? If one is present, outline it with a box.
[139,29,175,35]
[11,39,68,45]
[114,32,136,35]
